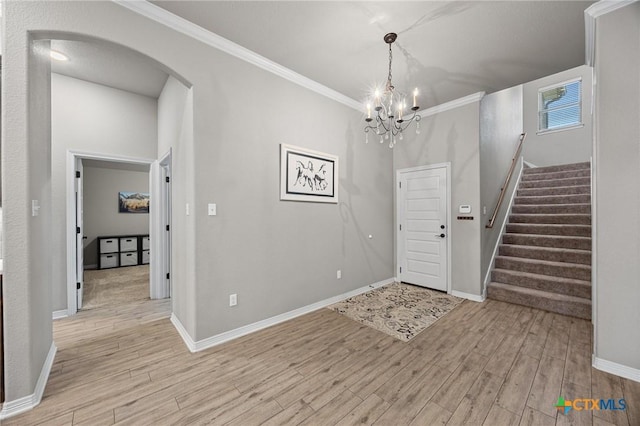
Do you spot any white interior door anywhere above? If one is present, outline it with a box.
[397,165,448,292]
[150,152,172,300]
[75,158,84,309]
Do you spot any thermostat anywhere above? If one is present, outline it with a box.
[459,205,471,214]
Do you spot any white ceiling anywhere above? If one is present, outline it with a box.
[50,1,594,108]
[50,39,169,98]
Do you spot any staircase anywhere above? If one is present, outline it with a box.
[487,161,592,319]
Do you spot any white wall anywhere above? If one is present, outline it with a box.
[82,165,150,267]
[394,100,483,298]
[522,65,593,166]
[479,86,524,284]
[593,2,640,375]
[51,73,158,310]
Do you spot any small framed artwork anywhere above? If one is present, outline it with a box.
[119,192,150,213]
[280,144,338,203]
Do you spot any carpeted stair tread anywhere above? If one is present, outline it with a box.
[499,244,591,265]
[487,282,591,319]
[514,194,590,205]
[506,223,591,237]
[519,176,590,189]
[517,185,590,197]
[521,169,590,181]
[489,161,592,319]
[491,269,591,299]
[502,233,591,250]
[494,255,591,281]
[522,162,590,174]
[512,203,590,214]
[509,214,591,225]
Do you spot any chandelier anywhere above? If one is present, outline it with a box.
[365,33,421,148]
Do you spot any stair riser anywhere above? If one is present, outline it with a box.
[492,270,591,298]
[506,224,591,237]
[517,186,590,197]
[511,204,591,214]
[514,194,590,205]
[523,162,591,174]
[502,234,592,250]
[509,214,591,225]
[499,245,591,265]
[487,285,591,319]
[519,177,590,189]
[521,169,590,181]
[495,257,591,280]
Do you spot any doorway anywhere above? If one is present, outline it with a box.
[396,163,451,293]
[66,151,171,315]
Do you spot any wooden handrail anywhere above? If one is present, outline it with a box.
[486,133,527,228]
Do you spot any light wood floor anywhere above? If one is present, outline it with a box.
[4,296,639,425]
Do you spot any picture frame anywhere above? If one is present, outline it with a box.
[280,144,338,203]
[119,192,150,213]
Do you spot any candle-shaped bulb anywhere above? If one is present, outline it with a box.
[374,89,381,107]
[413,88,418,108]
[367,103,371,119]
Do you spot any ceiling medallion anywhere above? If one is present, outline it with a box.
[364,33,421,148]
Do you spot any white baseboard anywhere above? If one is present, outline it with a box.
[593,356,640,383]
[52,309,68,320]
[171,277,395,353]
[451,290,486,303]
[0,342,57,420]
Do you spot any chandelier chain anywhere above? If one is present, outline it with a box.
[387,42,393,91]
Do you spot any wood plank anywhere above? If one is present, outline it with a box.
[482,404,521,426]
[484,332,528,378]
[298,389,363,426]
[519,407,556,426]
[335,394,390,426]
[591,368,630,426]
[526,354,564,417]
[555,380,592,426]
[622,377,640,426]
[409,401,451,426]
[495,352,539,414]
[563,342,591,390]
[430,351,488,413]
[224,398,283,426]
[261,400,315,426]
[446,370,504,425]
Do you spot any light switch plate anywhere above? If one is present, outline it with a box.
[208,203,217,216]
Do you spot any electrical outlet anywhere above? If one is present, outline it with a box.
[337,270,342,279]
[208,203,217,216]
[229,294,237,306]
[186,203,190,216]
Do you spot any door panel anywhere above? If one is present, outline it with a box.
[398,166,448,292]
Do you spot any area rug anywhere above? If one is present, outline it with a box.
[328,282,463,342]
[82,265,150,310]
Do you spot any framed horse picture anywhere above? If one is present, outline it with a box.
[280,144,338,203]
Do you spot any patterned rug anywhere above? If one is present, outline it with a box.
[328,282,463,342]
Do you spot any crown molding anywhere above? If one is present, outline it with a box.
[114,0,362,111]
[418,92,486,119]
[585,1,638,66]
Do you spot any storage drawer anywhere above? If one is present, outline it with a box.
[142,250,150,264]
[99,238,118,254]
[142,236,150,251]
[120,237,138,252]
[120,252,138,267]
[100,253,118,269]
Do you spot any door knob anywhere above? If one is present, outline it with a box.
[435,233,446,238]
[440,225,445,229]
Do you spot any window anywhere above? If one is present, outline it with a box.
[538,79,582,132]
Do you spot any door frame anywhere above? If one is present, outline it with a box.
[65,150,155,315]
[150,149,172,300]
[396,162,452,294]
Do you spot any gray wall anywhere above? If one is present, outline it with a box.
[51,73,157,310]
[594,2,640,371]
[157,76,197,337]
[522,65,593,166]
[394,101,482,297]
[3,0,394,402]
[82,165,150,267]
[2,34,54,399]
[479,86,524,285]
